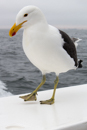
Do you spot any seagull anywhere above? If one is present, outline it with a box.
[9,6,82,105]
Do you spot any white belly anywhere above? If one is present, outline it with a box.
[22,29,75,75]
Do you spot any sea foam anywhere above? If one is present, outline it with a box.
[0,80,12,97]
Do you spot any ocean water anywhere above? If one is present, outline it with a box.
[0,29,87,97]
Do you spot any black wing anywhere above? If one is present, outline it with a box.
[59,30,78,67]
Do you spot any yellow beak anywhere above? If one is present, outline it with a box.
[9,21,27,37]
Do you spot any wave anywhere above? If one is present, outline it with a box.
[0,80,12,97]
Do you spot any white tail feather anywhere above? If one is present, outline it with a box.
[71,38,82,48]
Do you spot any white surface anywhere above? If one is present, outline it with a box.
[0,84,87,130]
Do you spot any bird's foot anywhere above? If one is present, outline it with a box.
[40,98,54,105]
[19,92,37,101]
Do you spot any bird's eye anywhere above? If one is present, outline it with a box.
[24,13,28,17]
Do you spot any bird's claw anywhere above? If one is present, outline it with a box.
[19,92,37,101]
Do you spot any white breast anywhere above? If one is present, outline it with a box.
[22,25,75,75]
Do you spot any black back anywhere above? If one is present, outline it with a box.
[59,30,78,67]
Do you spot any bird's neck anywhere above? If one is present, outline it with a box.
[23,11,48,47]
[23,20,48,47]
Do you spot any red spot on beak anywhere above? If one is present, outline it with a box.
[12,32,16,36]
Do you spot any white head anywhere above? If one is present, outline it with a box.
[9,6,47,37]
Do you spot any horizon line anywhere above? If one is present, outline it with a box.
[0,25,87,30]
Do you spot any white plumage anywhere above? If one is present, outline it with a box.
[9,6,82,104]
[16,6,75,75]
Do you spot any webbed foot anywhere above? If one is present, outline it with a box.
[19,92,37,101]
[40,98,54,105]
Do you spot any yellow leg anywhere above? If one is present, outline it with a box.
[40,76,59,105]
[19,75,46,101]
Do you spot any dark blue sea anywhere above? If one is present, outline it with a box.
[0,29,87,97]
